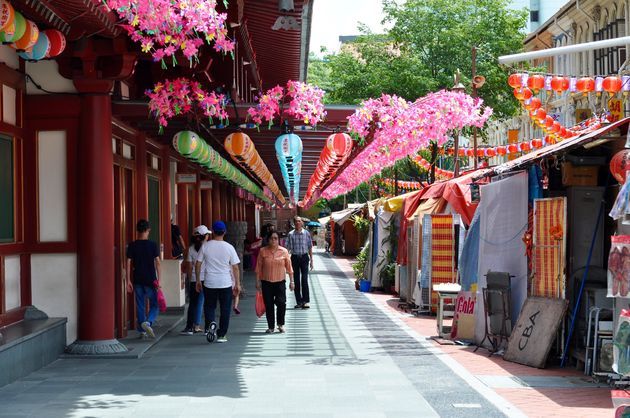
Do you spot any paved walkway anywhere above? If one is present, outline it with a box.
[0,250,522,418]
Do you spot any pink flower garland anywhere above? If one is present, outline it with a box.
[247,81,326,127]
[321,90,492,198]
[103,0,235,65]
[146,78,228,131]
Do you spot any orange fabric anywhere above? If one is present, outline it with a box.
[256,246,293,282]
[429,215,456,309]
[532,198,566,298]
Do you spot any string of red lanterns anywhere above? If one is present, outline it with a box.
[411,155,455,179]
[378,178,423,191]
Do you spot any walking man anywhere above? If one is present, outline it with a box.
[286,216,313,309]
[195,221,241,343]
[126,219,161,338]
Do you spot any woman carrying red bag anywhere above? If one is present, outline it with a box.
[255,231,294,333]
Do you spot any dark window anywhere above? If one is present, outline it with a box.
[0,136,14,243]
[530,10,539,23]
[594,19,623,74]
[148,177,160,246]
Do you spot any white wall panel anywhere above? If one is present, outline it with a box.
[38,131,67,242]
[2,85,15,126]
[0,45,19,70]
[25,60,76,95]
[4,255,20,310]
[31,254,77,345]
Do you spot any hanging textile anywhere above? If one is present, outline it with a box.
[459,209,480,291]
[475,172,528,344]
[608,236,630,298]
[419,214,460,311]
[532,197,567,298]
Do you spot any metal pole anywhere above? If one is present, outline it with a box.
[498,36,630,64]
[472,46,478,170]
[453,133,460,178]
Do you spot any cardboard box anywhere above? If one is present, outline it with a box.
[561,162,598,186]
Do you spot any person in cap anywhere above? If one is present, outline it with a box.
[195,220,241,343]
[126,219,161,339]
[180,225,211,335]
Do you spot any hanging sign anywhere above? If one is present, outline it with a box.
[176,173,197,184]
[609,98,623,123]
[200,180,213,190]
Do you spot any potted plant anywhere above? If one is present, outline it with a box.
[380,261,396,294]
[352,243,370,291]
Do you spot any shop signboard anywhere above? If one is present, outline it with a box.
[200,180,213,189]
[609,98,623,123]
[176,173,197,184]
[450,291,476,340]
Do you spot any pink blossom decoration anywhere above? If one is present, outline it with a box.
[146,77,228,132]
[103,0,235,65]
[247,81,326,128]
[319,90,492,199]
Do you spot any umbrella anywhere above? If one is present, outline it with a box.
[306,221,322,228]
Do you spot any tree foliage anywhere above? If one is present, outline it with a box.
[314,0,527,118]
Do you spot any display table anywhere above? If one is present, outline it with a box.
[433,283,461,338]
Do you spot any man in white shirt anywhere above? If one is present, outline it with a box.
[195,220,241,343]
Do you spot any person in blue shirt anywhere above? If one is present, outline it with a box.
[126,219,161,339]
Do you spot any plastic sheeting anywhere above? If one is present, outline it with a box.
[459,209,480,291]
[370,209,396,287]
[474,172,529,345]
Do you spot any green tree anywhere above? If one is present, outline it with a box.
[382,0,527,118]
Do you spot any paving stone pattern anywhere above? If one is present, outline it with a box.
[0,251,510,418]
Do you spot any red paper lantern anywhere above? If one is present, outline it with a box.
[458,148,465,157]
[550,76,569,94]
[466,149,474,157]
[527,74,545,92]
[508,73,522,89]
[603,76,622,96]
[513,87,533,101]
[544,135,555,145]
[507,144,518,154]
[576,77,595,95]
[610,149,630,183]
[486,148,496,157]
[529,97,542,111]
[42,29,65,58]
[544,115,554,128]
[496,146,507,156]
[520,142,531,152]
[551,121,561,133]
[531,138,543,148]
[326,132,353,157]
[476,149,485,157]
[535,108,547,121]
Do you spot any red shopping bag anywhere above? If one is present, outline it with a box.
[154,280,167,313]
[255,291,265,318]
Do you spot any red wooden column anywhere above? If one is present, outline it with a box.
[136,134,148,219]
[67,80,126,354]
[220,183,229,221]
[161,148,172,260]
[201,189,212,225]
[177,183,189,242]
[212,180,221,222]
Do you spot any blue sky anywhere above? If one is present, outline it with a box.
[309,0,387,56]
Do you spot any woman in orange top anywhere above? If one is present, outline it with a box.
[255,231,294,333]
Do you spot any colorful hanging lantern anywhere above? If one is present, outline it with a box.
[508,73,523,89]
[0,0,14,33]
[576,77,595,95]
[513,87,533,101]
[275,133,303,159]
[529,97,542,111]
[1,11,24,44]
[535,108,547,121]
[527,74,545,93]
[172,130,201,155]
[11,19,38,51]
[610,149,630,183]
[550,76,569,95]
[326,132,353,157]
[42,29,65,58]
[224,131,254,160]
[603,76,623,97]
[18,31,48,61]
